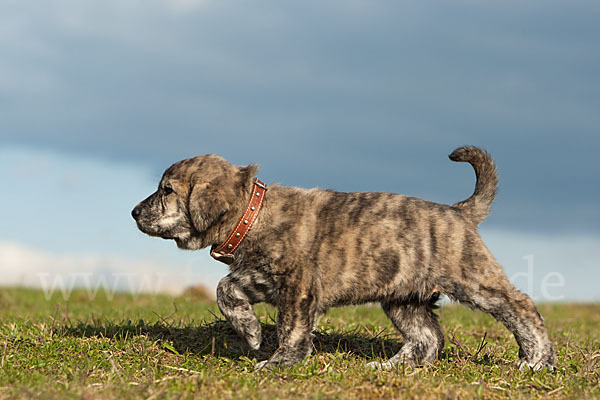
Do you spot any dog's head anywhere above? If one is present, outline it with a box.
[131,154,258,250]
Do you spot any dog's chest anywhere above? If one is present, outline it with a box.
[230,264,279,304]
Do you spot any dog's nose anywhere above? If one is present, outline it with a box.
[131,206,142,219]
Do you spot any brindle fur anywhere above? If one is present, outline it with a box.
[132,146,556,371]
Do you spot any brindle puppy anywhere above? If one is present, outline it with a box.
[132,146,555,371]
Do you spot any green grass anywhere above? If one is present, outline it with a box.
[0,287,598,399]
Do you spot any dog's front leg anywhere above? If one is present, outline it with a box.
[255,281,318,370]
[216,274,263,350]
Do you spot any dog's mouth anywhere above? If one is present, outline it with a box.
[135,221,172,239]
[142,229,182,243]
[162,231,191,245]
[134,214,193,248]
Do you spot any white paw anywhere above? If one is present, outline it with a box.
[366,360,394,371]
[246,333,261,350]
[255,360,280,371]
[254,360,269,371]
[518,360,555,372]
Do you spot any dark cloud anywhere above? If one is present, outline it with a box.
[1,0,598,233]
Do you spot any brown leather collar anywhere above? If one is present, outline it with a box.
[210,178,267,265]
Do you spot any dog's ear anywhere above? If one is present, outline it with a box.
[238,164,259,187]
[188,163,259,233]
[188,180,230,233]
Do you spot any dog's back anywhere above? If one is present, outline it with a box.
[256,146,498,308]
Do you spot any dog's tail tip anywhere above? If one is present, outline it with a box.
[450,145,498,225]
[449,146,481,162]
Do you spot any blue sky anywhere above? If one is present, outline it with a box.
[1,1,598,300]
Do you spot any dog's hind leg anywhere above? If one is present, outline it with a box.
[216,274,265,350]
[440,257,556,371]
[367,296,445,370]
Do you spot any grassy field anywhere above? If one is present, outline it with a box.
[0,287,598,399]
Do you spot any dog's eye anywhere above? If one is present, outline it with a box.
[164,186,174,195]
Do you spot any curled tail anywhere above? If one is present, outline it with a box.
[449,146,498,225]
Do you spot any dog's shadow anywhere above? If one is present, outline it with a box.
[61,318,402,361]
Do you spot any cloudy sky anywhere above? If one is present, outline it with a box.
[1,0,598,300]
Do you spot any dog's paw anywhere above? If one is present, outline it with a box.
[517,352,556,372]
[254,360,272,371]
[517,359,555,372]
[254,359,286,371]
[517,345,556,372]
[366,360,395,371]
[246,332,261,351]
[255,351,309,371]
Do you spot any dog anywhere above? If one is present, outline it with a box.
[132,146,555,371]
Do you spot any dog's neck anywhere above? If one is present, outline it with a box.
[210,178,267,264]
